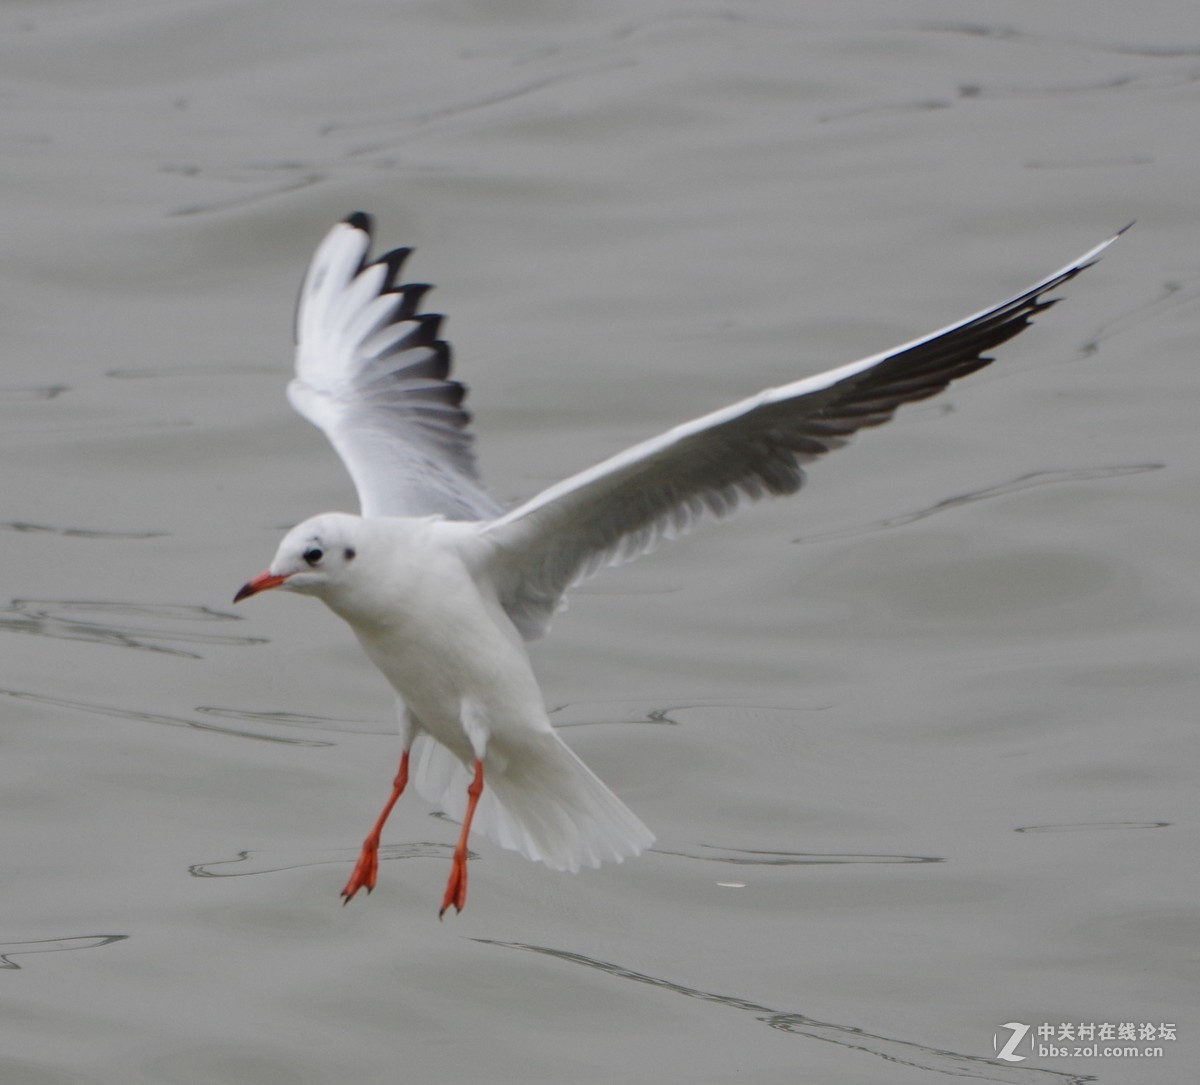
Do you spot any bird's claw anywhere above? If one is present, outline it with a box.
[439,855,468,919]
[341,842,379,904]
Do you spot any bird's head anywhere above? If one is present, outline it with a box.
[234,512,364,603]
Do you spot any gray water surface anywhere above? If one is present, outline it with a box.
[2,3,1197,1083]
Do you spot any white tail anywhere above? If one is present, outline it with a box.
[410,731,654,872]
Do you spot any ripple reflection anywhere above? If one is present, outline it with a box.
[189,843,464,878]
[657,843,941,866]
[549,700,829,729]
[0,522,165,539]
[1,689,333,747]
[194,705,387,736]
[1015,821,1170,834]
[0,934,127,970]
[797,464,1162,544]
[0,599,266,657]
[0,384,68,402]
[478,941,1093,1084]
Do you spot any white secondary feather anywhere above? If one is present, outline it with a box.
[243,214,1123,898]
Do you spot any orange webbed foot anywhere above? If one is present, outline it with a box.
[439,852,469,918]
[341,839,380,904]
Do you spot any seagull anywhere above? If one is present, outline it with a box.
[235,213,1123,915]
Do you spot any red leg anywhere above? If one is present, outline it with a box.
[440,759,484,918]
[341,749,410,904]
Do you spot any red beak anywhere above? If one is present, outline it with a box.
[233,570,289,603]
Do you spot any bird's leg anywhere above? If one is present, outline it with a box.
[440,758,484,918]
[341,749,410,904]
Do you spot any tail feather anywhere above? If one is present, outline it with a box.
[410,732,654,872]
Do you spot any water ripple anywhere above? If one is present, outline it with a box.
[549,700,830,729]
[921,20,1200,61]
[0,934,127,971]
[169,172,325,218]
[194,705,386,736]
[1,689,333,747]
[0,522,165,539]
[189,843,464,878]
[105,364,277,380]
[477,941,1094,1084]
[0,599,266,658]
[797,464,1162,544]
[1015,821,1170,834]
[0,384,68,402]
[1085,275,1200,353]
[656,843,942,866]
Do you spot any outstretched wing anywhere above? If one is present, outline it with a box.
[288,213,501,520]
[482,229,1125,640]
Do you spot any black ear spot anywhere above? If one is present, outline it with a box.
[344,547,356,561]
[303,547,324,566]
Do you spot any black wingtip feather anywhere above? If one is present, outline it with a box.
[344,211,372,233]
[408,313,445,346]
[373,247,414,290]
[395,283,433,320]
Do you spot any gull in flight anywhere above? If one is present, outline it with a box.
[235,213,1122,915]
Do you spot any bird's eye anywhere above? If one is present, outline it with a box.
[303,547,324,566]
[344,547,356,561]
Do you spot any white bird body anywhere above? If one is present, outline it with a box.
[260,511,654,878]
[235,213,1124,913]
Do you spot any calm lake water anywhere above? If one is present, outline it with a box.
[2,2,1197,1083]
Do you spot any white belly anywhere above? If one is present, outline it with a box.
[338,540,550,762]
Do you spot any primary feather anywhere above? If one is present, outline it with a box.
[289,212,501,521]
[481,229,1126,638]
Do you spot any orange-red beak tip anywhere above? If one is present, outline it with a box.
[234,571,288,603]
